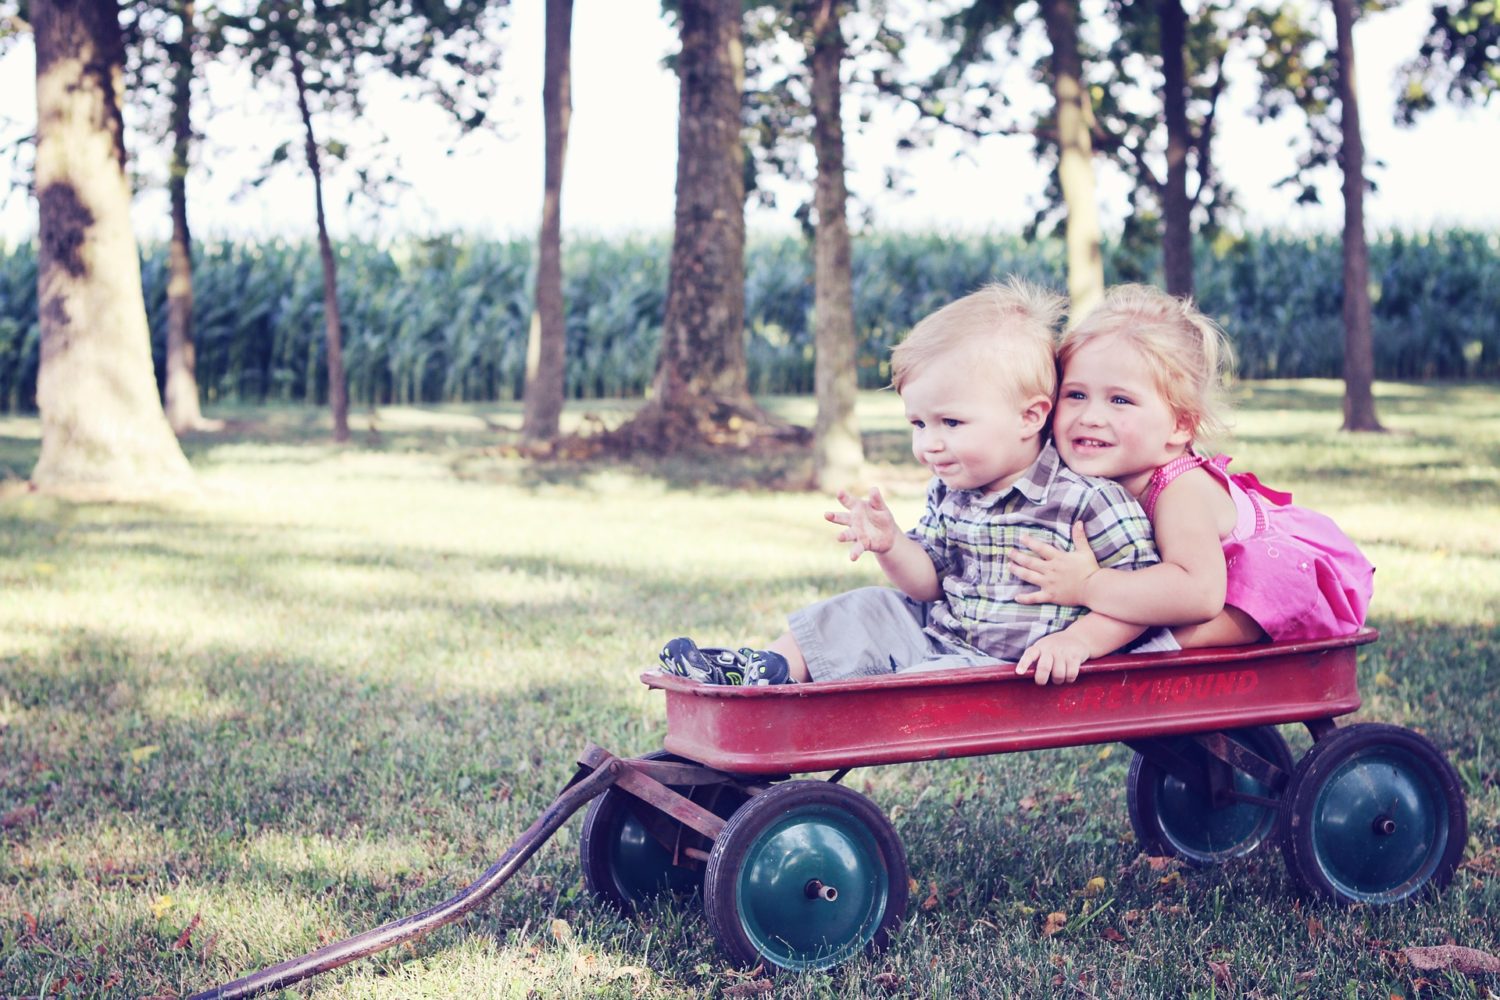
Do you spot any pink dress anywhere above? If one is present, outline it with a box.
[1144,454,1375,641]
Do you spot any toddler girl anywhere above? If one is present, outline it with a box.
[1012,284,1374,650]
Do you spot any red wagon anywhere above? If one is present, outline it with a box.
[192,628,1468,998]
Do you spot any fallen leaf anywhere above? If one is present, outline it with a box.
[150,895,174,920]
[920,880,940,911]
[1374,671,1395,688]
[2,804,37,830]
[1084,876,1107,897]
[1097,745,1114,761]
[1157,871,1184,890]
[550,918,572,942]
[1401,945,1500,974]
[127,745,161,764]
[1101,927,1126,943]
[1208,959,1231,987]
[21,911,38,938]
[1042,911,1068,937]
[724,981,773,997]
[872,971,905,991]
[1307,916,1325,940]
[1019,795,1039,811]
[172,913,201,950]
[607,965,649,982]
[1144,855,1174,872]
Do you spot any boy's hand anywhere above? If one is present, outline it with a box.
[1012,521,1101,606]
[825,487,899,561]
[1016,631,1091,685]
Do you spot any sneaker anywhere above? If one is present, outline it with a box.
[738,648,791,686]
[659,637,742,685]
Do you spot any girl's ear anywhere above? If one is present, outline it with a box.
[1169,411,1195,447]
[1020,395,1052,437]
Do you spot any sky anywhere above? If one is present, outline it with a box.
[0,0,1496,245]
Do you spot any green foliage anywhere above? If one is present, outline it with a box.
[1,229,1497,414]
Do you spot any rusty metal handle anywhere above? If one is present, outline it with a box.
[188,756,623,1000]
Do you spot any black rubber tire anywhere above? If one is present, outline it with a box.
[703,780,909,972]
[579,751,746,913]
[1280,723,1467,905]
[1127,726,1295,866]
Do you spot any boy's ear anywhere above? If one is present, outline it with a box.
[1019,394,1052,436]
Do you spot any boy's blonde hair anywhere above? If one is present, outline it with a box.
[1060,284,1235,446]
[891,278,1064,403]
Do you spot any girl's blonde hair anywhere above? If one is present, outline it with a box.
[891,278,1065,403]
[1060,284,1235,446]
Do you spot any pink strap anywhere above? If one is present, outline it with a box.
[1144,452,1294,530]
[1142,453,1205,520]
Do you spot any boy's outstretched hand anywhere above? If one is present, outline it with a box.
[1012,521,1101,606]
[826,487,898,561]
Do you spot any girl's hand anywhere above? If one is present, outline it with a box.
[1012,521,1101,606]
[1015,631,1090,685]
[825,487,899,561]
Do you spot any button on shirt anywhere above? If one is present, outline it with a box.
[907,440,1164,662]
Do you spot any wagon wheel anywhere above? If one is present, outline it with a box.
[579,750,747,912]
[1127,726,1294,866]
[1280,723,1467,905]
[703,780,909,972]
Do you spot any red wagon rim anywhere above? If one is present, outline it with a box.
[640,626,1379,696]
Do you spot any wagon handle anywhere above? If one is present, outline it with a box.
[187,753,625,1000]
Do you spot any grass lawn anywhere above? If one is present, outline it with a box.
[1,380,1497,999]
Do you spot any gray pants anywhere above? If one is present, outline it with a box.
[788,587,999,682]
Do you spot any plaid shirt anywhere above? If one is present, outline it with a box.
[908,440,1163,662]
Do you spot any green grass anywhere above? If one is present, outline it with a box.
[1,381,1497,999]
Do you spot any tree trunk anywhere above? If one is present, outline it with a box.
[1160,0,1194,299]
[1332,0,1382,432]
[291,46,349,443]
[606,0,789,454]
[809,0,863,490]
[1041,0,1104,324]
[522,0,573,444]
[29,0,194,496]
[164,0,206,433]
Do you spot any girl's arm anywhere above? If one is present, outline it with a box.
[1013,469,1229,626]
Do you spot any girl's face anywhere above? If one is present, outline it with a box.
[901,350,1050,495]
[1053,333,1193,498]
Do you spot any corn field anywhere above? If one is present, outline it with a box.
[0,229,1495,412]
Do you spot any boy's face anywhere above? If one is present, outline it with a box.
[900,350,1049,494]
[1054,334,1192,497]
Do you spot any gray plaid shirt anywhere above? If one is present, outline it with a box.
[908,440,1166,661]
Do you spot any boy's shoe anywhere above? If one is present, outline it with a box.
[658,639,791,686]
[737,647,791,686]
[659,637,744,685]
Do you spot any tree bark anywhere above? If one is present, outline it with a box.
[1332,0,1382,431]
[522,0,573,443]
[164,0,206,433]
[1041,0,1104,324]
[30,0,194,496]
[809,0,863,490]
[1160,0,1194,299]
[291,45,349,443]
[603,0,781,453]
